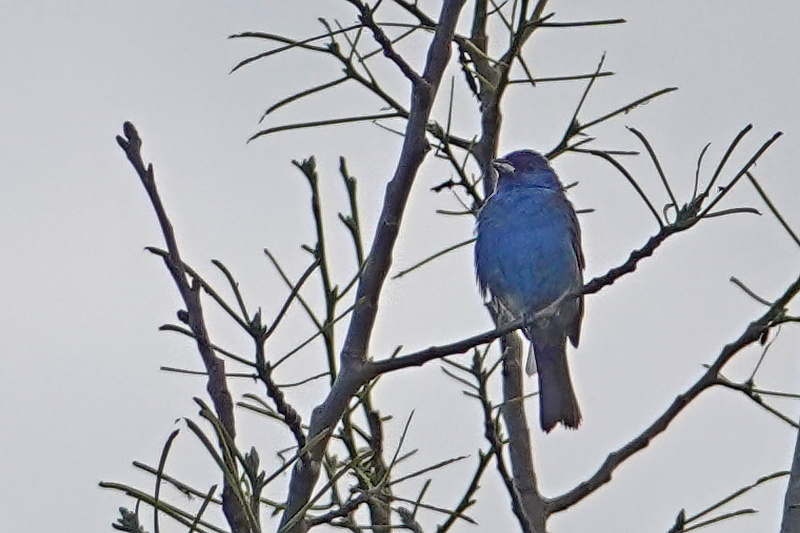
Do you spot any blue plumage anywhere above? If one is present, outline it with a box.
[475,150,585,432]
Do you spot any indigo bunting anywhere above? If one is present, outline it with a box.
[475,150,584,432]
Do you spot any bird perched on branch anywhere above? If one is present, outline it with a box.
[475,150,585,432]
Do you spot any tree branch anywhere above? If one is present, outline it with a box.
[548,272,800,513]
[277,3,467,531]
[499,333,546,528]
[116,122,252,533]
[346,0,423,85]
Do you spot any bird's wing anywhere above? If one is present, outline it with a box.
[565,194,585,271]
[557,191,585,347]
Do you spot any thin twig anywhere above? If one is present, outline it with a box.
[746,172,800,249]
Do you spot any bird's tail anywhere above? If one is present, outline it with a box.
[531,338,581,432]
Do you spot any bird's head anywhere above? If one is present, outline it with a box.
[492,150,561,190]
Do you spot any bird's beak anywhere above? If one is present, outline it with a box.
[492,159,515,174]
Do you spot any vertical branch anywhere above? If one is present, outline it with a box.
[473,349,533,533]
[337,157,393,529]
[293,157,339,381]
[500,334,546,530]
[781,427,800,532]
[295,157,386,527]
[339,157,365,265]
[278,2,467,531]
[362,399,393,527]
[472,5,551,529]
[472,0,503,188]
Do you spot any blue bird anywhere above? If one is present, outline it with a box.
[475,150,585,432]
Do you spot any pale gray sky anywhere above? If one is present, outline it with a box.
[1,2,799,532]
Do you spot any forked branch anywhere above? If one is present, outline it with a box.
[116,122,252,533]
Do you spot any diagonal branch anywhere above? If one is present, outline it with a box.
[746,171,800,249]
[548,272,800,514]
[577,148,664,228]
[372,216,707,376]
[346,0,423,85]
[116,122,252,533]
[699,131,783,217]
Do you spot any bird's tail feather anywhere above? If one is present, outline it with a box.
[533,340,581,432]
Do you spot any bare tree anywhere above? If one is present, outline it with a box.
[103,2,800,533]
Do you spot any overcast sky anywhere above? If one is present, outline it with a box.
[2,2,800,532]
